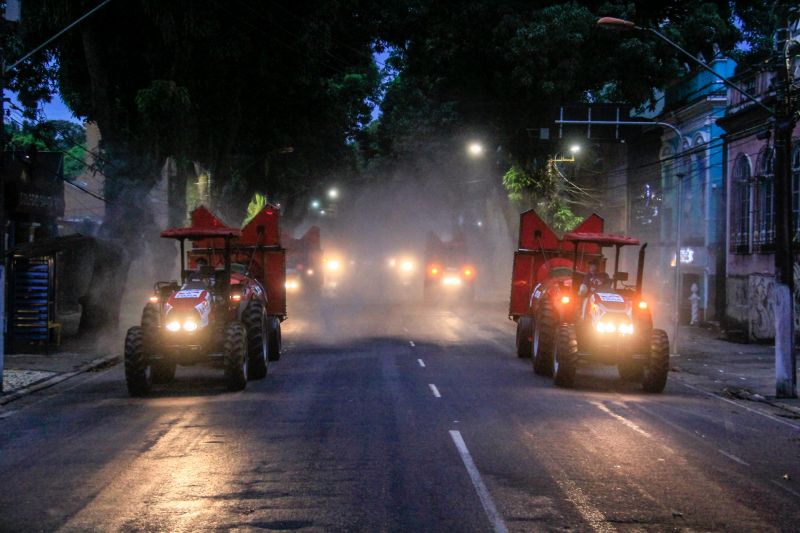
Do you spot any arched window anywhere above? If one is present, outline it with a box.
[793,143,800,244]
[732,154,752,253]
[754,146,775,249]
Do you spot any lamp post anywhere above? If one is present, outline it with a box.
[598,14,798,397]
[674,172,686,356]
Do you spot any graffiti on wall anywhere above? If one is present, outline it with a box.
[749,275,774,341]
[727,265,800,341]
[795,263,800,332]
[726,277,749,327]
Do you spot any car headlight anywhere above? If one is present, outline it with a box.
[183,319,198,332]
[166,321,181,332]
[400,260,414,272]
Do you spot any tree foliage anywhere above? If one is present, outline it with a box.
[372,0,762,220]
[4,119,86,180]
[8,0,384,236]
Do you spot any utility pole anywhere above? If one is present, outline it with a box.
[674,172,686,356]
[772,3,798,398]
[0,2,19,393]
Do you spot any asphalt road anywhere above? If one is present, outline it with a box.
[2,298,800,532]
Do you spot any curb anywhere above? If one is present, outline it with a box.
[0,354,120,406]
[671,371,800,418]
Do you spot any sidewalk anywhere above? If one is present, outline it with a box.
[1,337,119,405]
[669,325,800,414]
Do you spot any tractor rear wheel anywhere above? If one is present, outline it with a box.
[267,316,282,361]
[124,326,152,396]
[533,300,556,376]
[223,322,248,391]
[516,316,533,358]
[553,324,578,388]
[244,301,268,380]
[618,361,643,382]
[642,329,670,393]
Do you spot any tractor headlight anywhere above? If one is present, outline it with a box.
[183,319,198,332]
[442,276,462,286]
[596,321,616,333]
[166,320,181,332]
[618,323,634,335]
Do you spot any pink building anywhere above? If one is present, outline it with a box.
[719,68,800,341]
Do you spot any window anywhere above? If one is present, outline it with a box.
[731,154,752,253]
[793,144,800,244]
[753,147,775,250]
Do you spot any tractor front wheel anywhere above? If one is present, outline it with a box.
[553,324,578,388]
[533,301,556,376]
[267,316,282,362]
[224,322,248,391]
[244,301,268,380]
[516,316,533,359]
[124,326,152,396]
[642,329,670,393]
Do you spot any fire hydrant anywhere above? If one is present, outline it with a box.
[689,283,700,326]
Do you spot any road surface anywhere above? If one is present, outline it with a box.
[1,299,799,532]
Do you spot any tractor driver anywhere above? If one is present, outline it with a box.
[186,257,215,288]
[578,258,610,296]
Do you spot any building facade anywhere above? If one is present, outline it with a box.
[718,67,800,341]
[647,57,735,325]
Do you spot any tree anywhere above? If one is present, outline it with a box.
[4,119,86,180]
[8,0,384,275]
[373,0,745,221]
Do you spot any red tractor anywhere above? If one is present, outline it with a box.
[509,210,669,393]
[283,226,323,295]
[423,230,477,302]
[124,205,286,396]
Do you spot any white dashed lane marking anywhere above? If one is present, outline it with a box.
[418,359,426,368]
[429,384,441,398]
[449,430,509,533]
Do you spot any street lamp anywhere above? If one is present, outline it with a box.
[328,188,339,200]
[552,143,582,163]
[311,199,320,209]
[596,17,771,115]
[467,142,484,157]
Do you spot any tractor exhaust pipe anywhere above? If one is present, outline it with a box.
[636,243,647,294]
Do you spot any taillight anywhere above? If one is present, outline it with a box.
[560,295,570,304]
[148,295,159,304]
[638,300,648,310]
[230,293,242,302]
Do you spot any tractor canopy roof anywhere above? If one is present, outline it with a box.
[160,227,242,240]
[562,232,639,247]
